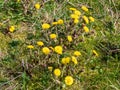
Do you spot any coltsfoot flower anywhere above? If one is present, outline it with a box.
[54,68,61,77]
[83,26,89,33]
[81,6,88,12]
[74,51,81,56]
[69,7,77,11]
[71,56,78,65]
[70,14,79,19]
[74,19,79,24]
[52,22,58,25]
[42,23,50,29]
[92,50,99,57]
[61,57,70,65]
[42,47,50,55]
[74,10,81,16]
[83,16,89,24]
[67,35,72,42]
[37,41,44,46]
[54,46,63,54]
[50,34,57,39]
[65,76,74,85]
[27,45,34,49]
[89,16,95,22]
[9,26,15,32]
[35,3,40,9]
[57,19,64,24]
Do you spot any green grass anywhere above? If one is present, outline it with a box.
[0,0,120,90]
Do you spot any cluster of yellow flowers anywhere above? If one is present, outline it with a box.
[42,19,64,30]
[52,19,64,25]
[53,69,73,85]
[26,4,98,87]
[69,6,95,33]
[61,51,81,65]
[27,41,63,55]
[70,8,81,24]
[53,68,74,85]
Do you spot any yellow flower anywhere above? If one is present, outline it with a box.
[27,45,34,49]
[70,14,79,19]
[83,26,89,33]
[54,69,61,77]
[82,16,89,24]
[61,57,70,65]
[50,34,57,39]
[54,46,63,54]
[9,26,15,32]
[74,51,81,56]
[71,56,78,65]
[74,19,79,24]
[69,7,77,11]
[81,6,88,12]
[57,19,64,24]
[92,50,99,57]
[67,35,72,42]
[74,10,81,16]
[52,22,58,25]
[35,3,40,9]
[48,66,53,72]
[42,23,50,29]
[37,41,44,46]
[65,76,73,85]
[89,16,95,22]
[42,47,50,55]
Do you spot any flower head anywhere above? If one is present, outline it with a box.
[83,26,89,33]
[74,10,81,16]
[61,57,70,65]
[69,7,77,11]
[71,56,78,65]
[42,23,50,29]
[27,45,34,49]
[81,6,88,12]
[42,47,50,55]
[54,68,61,77]
[35,3,40,9]
[74,51,81,56]
[89,16,95,22]
[92,50,99,57]
[50,34,57,39]
[74,19,79,24]
[67,35,72,42]
[57,19,64,24]
[9,26,15,32]
[70,14,79,19]
[54,46,63,54]
[37,41,44,46]
[52,22,58,25]
[65,76,74,85]
[83,16,89,24]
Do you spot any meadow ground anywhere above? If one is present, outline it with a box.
[0,0,120,90]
